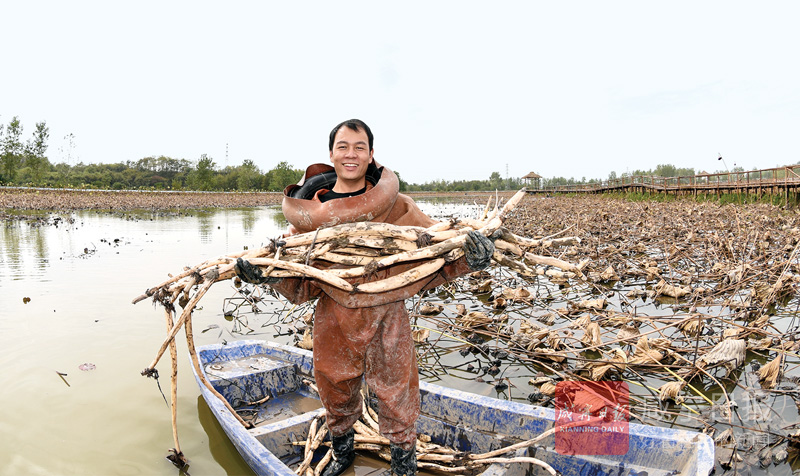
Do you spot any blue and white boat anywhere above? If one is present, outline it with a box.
[193,339,714,476]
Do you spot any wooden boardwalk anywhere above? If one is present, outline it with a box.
[528,165,800,202]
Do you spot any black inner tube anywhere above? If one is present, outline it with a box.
[288,163,382,200]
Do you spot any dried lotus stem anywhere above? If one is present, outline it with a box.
[164,308,183,464]
[246,257,354,291]
[354,259,446,293]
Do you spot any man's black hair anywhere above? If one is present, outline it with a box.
[329,119,374,151]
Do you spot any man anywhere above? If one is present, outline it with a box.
[236,119,493,476]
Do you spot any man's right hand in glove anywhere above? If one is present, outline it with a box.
[234,258,281,285]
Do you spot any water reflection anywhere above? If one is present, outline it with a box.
[197,396,253,473]
[1,221,52,283]
[197,210,215,244]
[0,208,289,285]
[240,208,258,234]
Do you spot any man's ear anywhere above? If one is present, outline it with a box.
[330,150,334,163]
[369,149,374,163]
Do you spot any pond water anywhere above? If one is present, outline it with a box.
[2,203,799,475]
[1,207,292,475]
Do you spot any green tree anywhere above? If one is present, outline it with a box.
[489,171,503,190]
[189,154,217,190]
[395,170,408,192]
[24,121,50,184]
[654,164,678,177]
[1,116,24,183]
[236,159,261,190]
[267,161,303,191]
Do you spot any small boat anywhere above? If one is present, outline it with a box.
[193,339,714,476]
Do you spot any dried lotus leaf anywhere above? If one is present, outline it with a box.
[585,348,627,380]
[648,338,673,353]
[520,320,550,341]
[748,337,774,350]
[459,311,493,327]
[297,328,313,350]
[714,427,734,445]
[658,381,685,404]
[677,315,705,336]
[616,323,640,342]
[546,332,564,350]
[655,280,691,298]
[536,313,556,326]
[470,279,493,293]
[599,266,619,281]
[412,328,430,343]
[419,303,444,315]
[575,298,607,310]
[539,381,558,396]
[758,355,784,389]
[699,339,746,373]
[529,375,554,386]
[581,322,603,347]
[501,286,532,301]
[301,311,314,325]
[630,336,664,365]
[568,314,591,329]
[604,312,631,327]
[626,288,647,300]
[722,328,742,339]
[534,348,566,363]
[645,267,661,281]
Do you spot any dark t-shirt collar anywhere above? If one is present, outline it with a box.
[318,186,367,203]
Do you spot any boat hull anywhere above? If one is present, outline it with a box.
[193,339,714,475]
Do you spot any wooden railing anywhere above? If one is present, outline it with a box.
[533,165,800,194]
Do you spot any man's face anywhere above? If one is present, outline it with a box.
[329,126,374,191]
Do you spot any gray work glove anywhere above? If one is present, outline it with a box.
[463,231,495,270]
[234,258,281,285]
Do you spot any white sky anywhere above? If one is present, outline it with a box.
[2,1,799,184]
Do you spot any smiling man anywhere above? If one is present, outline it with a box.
[235,119,495,476]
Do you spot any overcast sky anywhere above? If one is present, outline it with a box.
[2,2,799,184]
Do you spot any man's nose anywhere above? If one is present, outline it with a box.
[345,147,357,157]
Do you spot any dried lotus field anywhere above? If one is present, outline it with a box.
[484,195,800,473]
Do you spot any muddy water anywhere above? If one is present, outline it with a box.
[1,207,286,475]
[0,203,483,476]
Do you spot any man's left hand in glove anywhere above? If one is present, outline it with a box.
[463,231,495,271]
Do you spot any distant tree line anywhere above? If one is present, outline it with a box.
[3,115,786,193]
[0,115,308,191]
[403,171,526,192]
